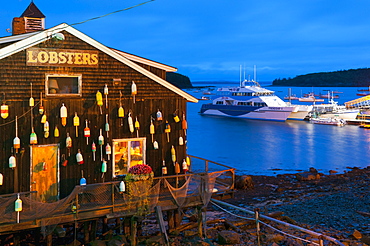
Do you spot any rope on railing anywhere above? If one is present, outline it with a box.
[211,199,345,246]
[211,201,320,246]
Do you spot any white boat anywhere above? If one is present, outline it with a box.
[287,104,313,121]
[299,93,325,102]
[312,99,360,120]
[310,117,346,126]
[200,80,310,121]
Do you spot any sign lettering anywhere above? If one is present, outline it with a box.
[26,48,99,67]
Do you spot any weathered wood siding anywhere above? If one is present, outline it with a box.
[0,31,189,197]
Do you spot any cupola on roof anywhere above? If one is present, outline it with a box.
[20,1,45,18]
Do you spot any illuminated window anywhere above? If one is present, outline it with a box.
[112,138,146,177]
[46,74,82,96]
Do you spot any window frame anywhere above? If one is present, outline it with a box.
[112,137,147,178]
[45,74,82,97]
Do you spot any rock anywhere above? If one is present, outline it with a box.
[235,175,254,189]
[352,229,362,239]
[295,172,320,181]
[329,170,338,175]
[309,167,318,173]
[265,233,284,243]
[217,230,241,245]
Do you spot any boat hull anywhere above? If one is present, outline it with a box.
[317,110,359,120]
[287,105,313,121]
[200,104,294,121]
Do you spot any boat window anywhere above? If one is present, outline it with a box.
[112,137,146,177]
[216,101,224,105]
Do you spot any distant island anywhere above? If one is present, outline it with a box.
[272,68,370,87]
[166,72,193,88]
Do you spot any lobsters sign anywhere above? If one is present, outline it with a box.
[26,48,99,67]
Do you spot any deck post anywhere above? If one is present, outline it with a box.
[46,233,53,246]
[167,210,175,230]
[90,219,98,241]
[124,217,131,235]
[83,221,90,243]
[197,206,203,238]
[130,216,138,246]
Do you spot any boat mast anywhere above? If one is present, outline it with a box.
[239,65,242,87]
[254,65,257,82]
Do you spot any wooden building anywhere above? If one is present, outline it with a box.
[0,2,197,200]
[0,3,235,245]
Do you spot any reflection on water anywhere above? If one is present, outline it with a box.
[187,87,370,176]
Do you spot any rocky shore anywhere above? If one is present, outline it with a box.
[149,166,370,245]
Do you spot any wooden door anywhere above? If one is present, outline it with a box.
[30,144,59,202]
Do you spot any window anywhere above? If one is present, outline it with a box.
[46,74,82,96]
[112,138,146,177]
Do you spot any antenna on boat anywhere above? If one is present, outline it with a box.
[239,65,242,87]
[253,65,257,82]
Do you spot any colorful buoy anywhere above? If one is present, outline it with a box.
[76,149,84,165]
[73,112,80,137]
[60,103,67,127]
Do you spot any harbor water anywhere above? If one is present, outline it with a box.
[186,82,370,176]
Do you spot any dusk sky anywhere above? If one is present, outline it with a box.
[2,0,370,83]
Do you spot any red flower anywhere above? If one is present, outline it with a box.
[128,164,152,175]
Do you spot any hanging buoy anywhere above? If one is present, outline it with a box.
[61,154,68,167]
[156,110,163,121]
[135,117,140,138]
[73,112,80,137]
[105,143,111,160]
[182,113,188,136]
[60,103,67,127]
[44,121,49,132]
[179,136,184,146]
[118,91,124,126]
[80,170,87,186]
[76,149,84,165]
[15,194,22,212]
[15,193,22,223]
[1,104,8,119]
[171,145,176,163]
[175,161,180,174]
[98,129,104,161]
[182,159,188,173]
[104,84,109,109]
[96,90,103,114]
[29,83,34,107]
[131,81,137,103]
[9,155,16,168]
[13,136,20,151]
[165,121,171,142]
[43,162,47,171]
[105,114,110,138]
[39,92,44,115]
[66,133,72,156]
[186,156,191,168]
[54,126,59,138]
[101,159,107,173]
[14,116,20,153]
[153,140,159,150]
[0,173,3,186]
[30,127,37,145]
[162,160,167,175]
[44,121,49,138]
[66,133,72,148]
[128,112,134,133]
[150,118,155,142]
[92,141,96,161]
[173,110,180,123]
[84,120,90,145]
[41,112,47,124]
[119,181,125,192]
